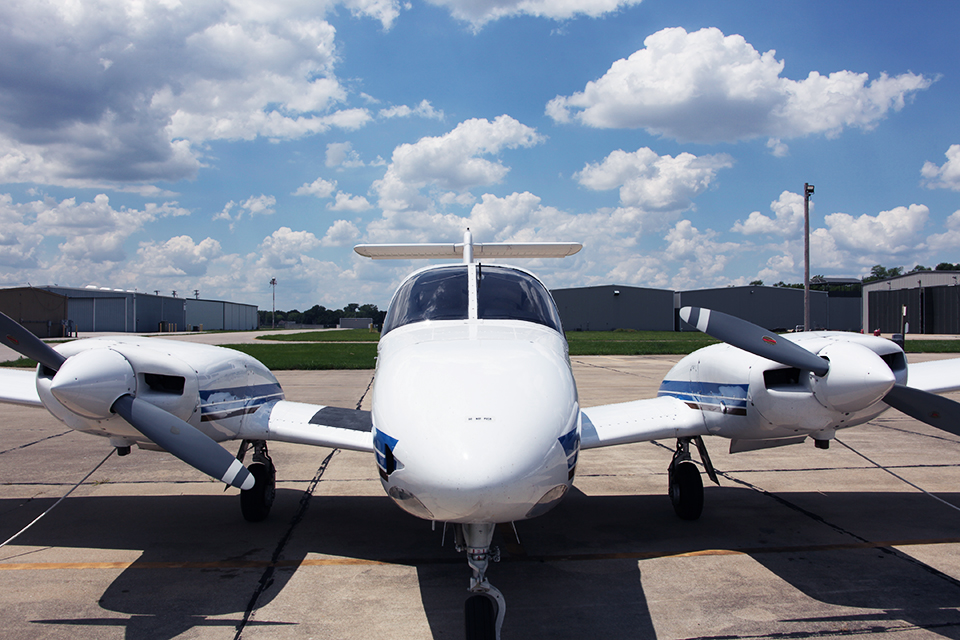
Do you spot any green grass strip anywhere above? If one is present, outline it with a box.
[256,329,381,342]
[3,333,960,371]
[221,343,379,370]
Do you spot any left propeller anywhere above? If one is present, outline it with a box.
[0,311,254,490]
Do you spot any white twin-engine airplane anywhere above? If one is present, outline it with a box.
[3,230,960,639]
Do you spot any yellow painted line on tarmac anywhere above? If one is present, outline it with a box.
[3,537,960,571]
[0,558,389,571]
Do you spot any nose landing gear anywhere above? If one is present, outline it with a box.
[457,523,505,640]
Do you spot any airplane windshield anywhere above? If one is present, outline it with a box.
[477,266,562,332]
[382,266,469,334]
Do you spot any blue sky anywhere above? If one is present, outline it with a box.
[1,0,959,310]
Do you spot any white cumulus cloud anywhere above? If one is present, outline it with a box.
[547,26,934,143]
[137,236,223,277]
[373,115,544,214]
[294,177,338,198]
[0,0,397,189]
[424,0,644,30]
[823,204,929,255]
[575,147,733,213]
[329,192,373,212]
[732,191,807,237]
[921,145,960,191]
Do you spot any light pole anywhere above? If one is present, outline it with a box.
[803,182,815,331]
[270,278,277,329]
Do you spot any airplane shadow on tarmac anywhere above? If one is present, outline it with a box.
[5,483,960,639]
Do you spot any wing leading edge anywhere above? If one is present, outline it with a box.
[580,395,708,449]
[907,357,960,395]
[243,400,374,452]
[0,368,42,407]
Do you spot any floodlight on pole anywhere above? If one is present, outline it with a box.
[803,182,815,332]
[270,278,277,329]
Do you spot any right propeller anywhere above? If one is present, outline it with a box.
[0,311,254,490]
[680,306,960,433]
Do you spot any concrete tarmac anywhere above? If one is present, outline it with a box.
[3,350,960,639]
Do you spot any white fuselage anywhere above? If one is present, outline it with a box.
[371,320,580,523]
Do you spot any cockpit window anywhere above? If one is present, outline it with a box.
[382,266,468,335]
[477,266,562,332]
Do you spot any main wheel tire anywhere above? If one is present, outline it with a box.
[240,462,276,522]
[465,594,498,640]
[669,461,704,521]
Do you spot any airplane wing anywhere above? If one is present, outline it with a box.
[0,368,42,407]
[580,396,708,449]
[242,400,374,453]
[907,357,960,395]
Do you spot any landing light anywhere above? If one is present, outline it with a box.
[525,484,568,519]
[388,486,434,519]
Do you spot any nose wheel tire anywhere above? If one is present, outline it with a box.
[240,460,276,522]
[465,593,498,640]
[669,460,703,520]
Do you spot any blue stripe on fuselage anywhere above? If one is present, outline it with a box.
[657,380,749,415]
[199,383,284,421]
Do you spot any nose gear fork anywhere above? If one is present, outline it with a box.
[457,523,506,640]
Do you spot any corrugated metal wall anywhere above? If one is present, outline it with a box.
[186,299,225,330]
[679,287,829,331]
[68,297,128,332]
[552,285,675,331]
[0,288,68,337]
[184,300,258,331]
[870,285,960,334]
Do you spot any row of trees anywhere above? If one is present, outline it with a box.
[862,262,960,282]
[259,303,387,328]
[749,262,960,289]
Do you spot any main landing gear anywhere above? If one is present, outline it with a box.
[236,439,276,522]
[455,523,506,640]
[668,436,719,520]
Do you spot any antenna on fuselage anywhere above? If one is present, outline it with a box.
[463,228,473,265]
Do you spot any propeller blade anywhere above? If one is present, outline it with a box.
[112,395,254,490]
[679,307,829,377]
[0,310,66,372]
[883,384,960,437]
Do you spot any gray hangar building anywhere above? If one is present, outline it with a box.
[862,271,960,334]
[0,286,258,337]
[552,284,862,333]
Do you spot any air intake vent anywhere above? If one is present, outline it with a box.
[144,373,185,395]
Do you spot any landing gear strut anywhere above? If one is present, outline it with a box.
[668,436,718,521]
[456,523,505,640]
[237,440,276,522]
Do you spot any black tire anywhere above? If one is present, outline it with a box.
[465,594,497,640]
[669,461,704,520]
[240,462,276,522]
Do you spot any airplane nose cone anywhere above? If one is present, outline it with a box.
[813,342,896,414]
[373,334,578,522]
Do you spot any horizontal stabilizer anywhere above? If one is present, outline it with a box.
[355,242,582,260]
